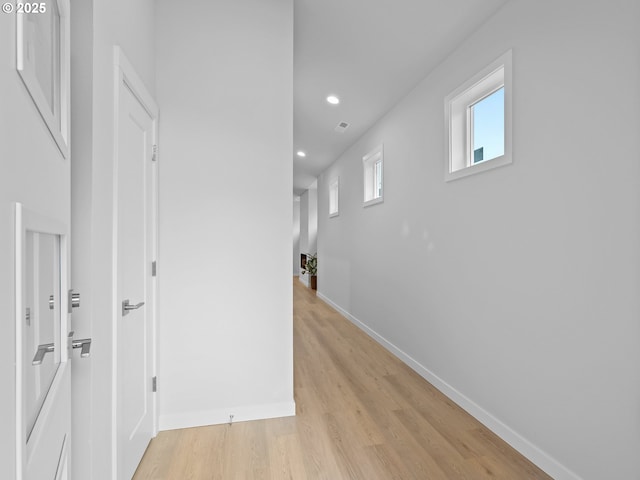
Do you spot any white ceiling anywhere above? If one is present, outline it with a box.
[293,0,510,195]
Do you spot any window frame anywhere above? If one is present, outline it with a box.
[445,50,512,182]
[363,144,384,207]
[329,177,339,217]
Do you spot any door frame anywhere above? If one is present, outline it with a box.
[111,46,159,475]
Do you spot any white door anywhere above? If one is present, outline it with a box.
[11,0,77,478]
[115,48,158,480]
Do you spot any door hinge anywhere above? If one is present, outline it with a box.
[152,376,157,392]
[68,289,81,312]
[152,144,158,162]
[152,261,157,277]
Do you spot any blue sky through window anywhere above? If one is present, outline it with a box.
[472,87,504,163]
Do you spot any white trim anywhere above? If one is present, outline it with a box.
[315,290,583,480]
[158,401,296,432]
[112,46,160,479]
[111,53,120,480]
[363,196,384,208]
[114,47,159,119]
[151,138,159,440]
[15,204,24,480]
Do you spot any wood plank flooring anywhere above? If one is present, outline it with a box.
[133,278,551,479]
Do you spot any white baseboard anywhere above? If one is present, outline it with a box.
[158,401,296,432]
[316,291,581,480]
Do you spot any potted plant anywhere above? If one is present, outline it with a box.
[302,253,317,290]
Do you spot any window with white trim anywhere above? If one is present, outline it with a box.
[363,145,383,206]
[445,50,512,181]
[329,178,339,217]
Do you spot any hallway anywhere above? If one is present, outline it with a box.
[133,279,551,479]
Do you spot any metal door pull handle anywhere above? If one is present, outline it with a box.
[72,338,92,358]
[32,343,55,365]
[122,299,145,316]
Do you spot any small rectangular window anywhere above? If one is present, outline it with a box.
[329,178,339,217]
[445,50,512,181]
[363,145,383,207]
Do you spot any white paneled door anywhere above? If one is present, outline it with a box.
[13,0,76,478]
[115,48,159,480]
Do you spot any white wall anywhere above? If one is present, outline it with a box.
[316,1,640,478]
[70,0,157,478]
[293,197,301,276]
[156,0,294,430]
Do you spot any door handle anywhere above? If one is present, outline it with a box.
[122,299,145,316]
[32,343,55,365]
[72,338,92,358]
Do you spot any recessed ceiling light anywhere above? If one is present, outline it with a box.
[326,95,340,105]
[296,151,306,157]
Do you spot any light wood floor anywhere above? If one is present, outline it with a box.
[133,278,551,479]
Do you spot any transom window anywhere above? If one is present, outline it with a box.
[329,178,339,217]
[363,145,383,207]
[445,50,512,181]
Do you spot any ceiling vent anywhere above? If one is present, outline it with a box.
[334,121,350,133]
